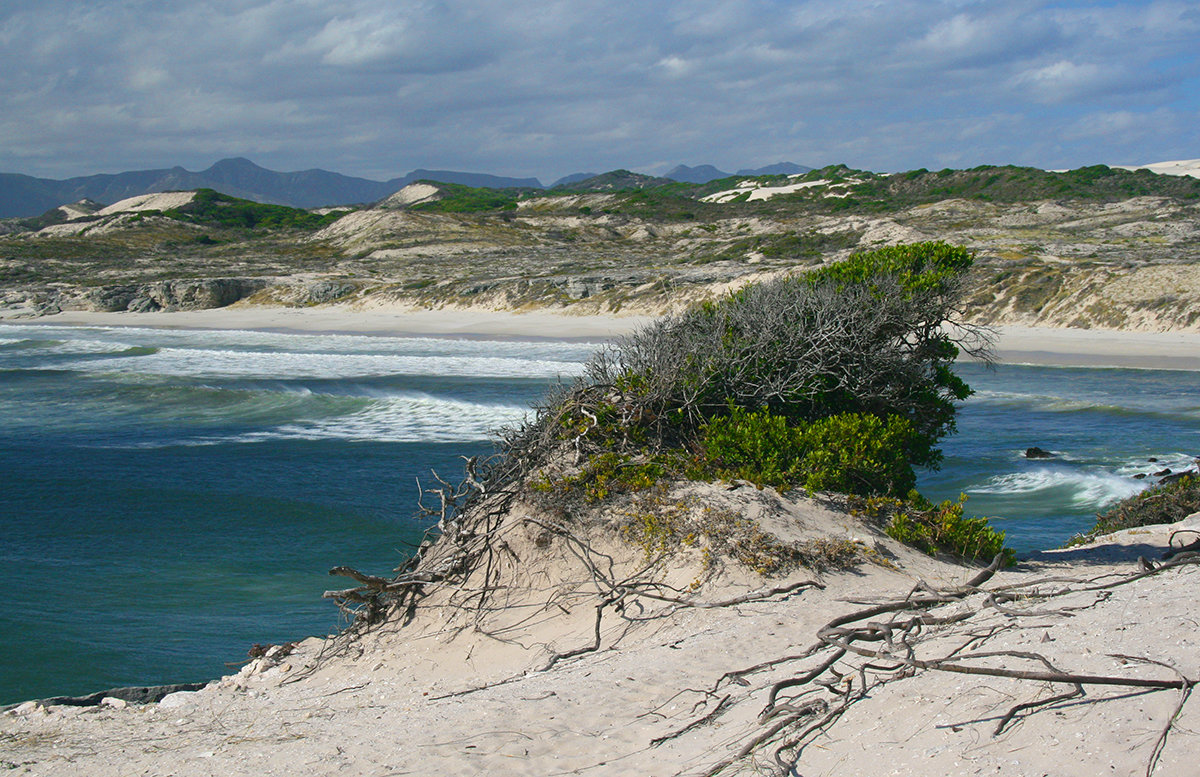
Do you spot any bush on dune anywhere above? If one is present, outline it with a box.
[482,241,1011,564]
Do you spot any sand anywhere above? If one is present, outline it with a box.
[5,306,1200,370]
[1,305,654,342]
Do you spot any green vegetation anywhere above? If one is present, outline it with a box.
[696,408,922,496]
[493,241,1012,565]
[854,494,1014,564]
[406,182,524,213]
[162,189,345,230]
[1070,475,1200,543]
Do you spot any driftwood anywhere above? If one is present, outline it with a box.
[680,553,1200,777]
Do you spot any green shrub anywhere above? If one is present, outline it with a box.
[796,413,921,496]
[869,495,1014,564]
[697,407,806,488]
[696,408,922,497]
[478,243,992,558]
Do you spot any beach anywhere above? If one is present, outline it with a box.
[8,305,1200,369]
[3,305,1199,775]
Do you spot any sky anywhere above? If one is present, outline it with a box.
[1,0,1197,184]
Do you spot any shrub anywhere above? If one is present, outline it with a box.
[472,242,1003,561]
[697,408,923,497]
[858,494,1014,565]
[795,413,922,496]
[697,407,806,488]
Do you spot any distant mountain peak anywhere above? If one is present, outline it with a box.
[664,164,732,184]
[736,162,813,177]
[206,157,266,172]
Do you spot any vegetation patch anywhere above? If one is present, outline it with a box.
[852,494,1014,565]
[489,242,1011,565]
[616,489,860,575]
[407,182,524,213]
[162,189,344,230]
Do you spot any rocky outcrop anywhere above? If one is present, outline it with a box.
[66,278,270,312]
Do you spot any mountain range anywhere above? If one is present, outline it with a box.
[0,158,813,218]
[0,158,543,219]
[664,162,813,183]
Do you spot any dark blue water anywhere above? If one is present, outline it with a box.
[0,324,593,705]
[1,324,1197,705]
[918,362,1200,552]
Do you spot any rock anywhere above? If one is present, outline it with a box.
[25,681,209,708]
[126,295,160,313]
[1024,446,1055,459]
[305,281,356,304]
[10,701,41,716]
[1160,470,1197,485]
[1153,468,1172,477]
[1148,457,1159,462]
[1133,473,1147,480]
[79,285,140,312]
[158,691,198,710]
[144,278,268,310]
[100,697,127,710]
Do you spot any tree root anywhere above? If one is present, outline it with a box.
[704,553,1200,777]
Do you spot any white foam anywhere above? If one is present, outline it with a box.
[971,467,1146,508]
[184,394,530,445]
[67,347,585,380]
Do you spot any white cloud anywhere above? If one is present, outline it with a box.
[0,1,1196,180]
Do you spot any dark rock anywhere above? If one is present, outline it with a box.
[80,285,139,312]
[1024,446,1055,459]
[144,278,269,310]
[1133,473,1147,479]
[1153,468,1172,477]
[1148,457,1159,462]
[0,682,208,711]
[126,296,160,313]
[1160,470,1197,485]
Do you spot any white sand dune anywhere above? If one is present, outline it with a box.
[95,191,197,216]
[1114,158,1200,178]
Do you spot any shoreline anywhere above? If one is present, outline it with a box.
[5,306,1200,369]
[0,305,654,342]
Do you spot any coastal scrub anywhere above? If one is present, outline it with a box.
[487,241,1009,564]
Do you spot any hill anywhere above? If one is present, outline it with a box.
[3,161,1199,333]
[0,159,545,218]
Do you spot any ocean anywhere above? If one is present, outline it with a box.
[1,322,1198,705]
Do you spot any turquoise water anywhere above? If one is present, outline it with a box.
[1,323,1198,705]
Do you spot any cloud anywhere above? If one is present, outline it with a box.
[0,1,1196,181]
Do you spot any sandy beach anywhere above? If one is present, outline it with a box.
[5,305,1200,370]
[0,305,654,342]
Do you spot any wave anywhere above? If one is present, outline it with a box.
[970,388,1200,422]
[0,338,66,351]
[970,466,1147,509]
[110,392,529,447]
[63,346,586,380]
